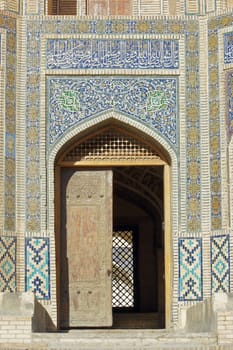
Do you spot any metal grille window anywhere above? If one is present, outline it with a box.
[112,228,135,308]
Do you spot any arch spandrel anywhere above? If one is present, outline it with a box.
[47,77,178,152]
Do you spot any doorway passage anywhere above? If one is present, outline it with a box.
[55,123,170,329]
[59,166,165,329]
[112,166,164,329]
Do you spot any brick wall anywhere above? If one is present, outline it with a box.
[217,311,233,345]
[0,317,31,343]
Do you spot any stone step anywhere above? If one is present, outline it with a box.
[31,330,220,349]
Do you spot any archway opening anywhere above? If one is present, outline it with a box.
[112,166,164,328]
[55,122,171,329]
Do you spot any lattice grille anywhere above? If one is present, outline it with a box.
[63,129,161,162]
[112,229,135,308]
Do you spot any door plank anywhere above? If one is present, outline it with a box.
[64,170,113,327]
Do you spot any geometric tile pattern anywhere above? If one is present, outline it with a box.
[211,235,230,293]
[0,237,16,292]
[48,77,178,148]
[178,238,203,301]
[224,32,233,64]
[47,39,179,70]
[25,238,50,300]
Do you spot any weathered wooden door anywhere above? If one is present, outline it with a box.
[60,169,113,327]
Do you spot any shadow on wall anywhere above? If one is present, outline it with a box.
[32,298,56,332]
[0,292,56,332]
[178,293,233,333]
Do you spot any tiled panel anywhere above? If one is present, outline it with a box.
[211,235,230,293]
[178,238,203,301]
[46,39,179,70]
[0,236,16,292]
[224,32,233,65]
[25,238,50,300]
[48,76,178,148]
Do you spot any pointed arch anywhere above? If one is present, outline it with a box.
[48,113,178,328]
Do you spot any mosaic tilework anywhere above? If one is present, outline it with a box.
[211,235,230,293]
[25,238,50,300]
[3,15,17,231]
[26,17,200,232]
[47,39,179,70]
[224,32,233,64]
[48,77,178,147]
[0,236,16,292]
[227,72,233,135]
[185,22,201,232]
[178,238,203,301]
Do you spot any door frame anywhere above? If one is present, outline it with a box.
[55,160,172,329]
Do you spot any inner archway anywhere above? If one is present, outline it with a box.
[55,122,171,329]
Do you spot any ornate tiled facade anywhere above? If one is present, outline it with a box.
[0,0,233,331]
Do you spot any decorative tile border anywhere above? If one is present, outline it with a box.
[178,238,203,301]
[0,236,16,292]
[46,38,179,70]
[47,76,178,148]
[185,23,200,232]
[25,237,50,300]
[2,15,17,231]
[211,235,230,293]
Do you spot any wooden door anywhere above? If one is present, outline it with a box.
[60,169,113,327]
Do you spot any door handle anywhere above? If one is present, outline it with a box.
[107,269,112,277]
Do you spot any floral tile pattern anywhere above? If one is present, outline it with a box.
[48,76,178,147]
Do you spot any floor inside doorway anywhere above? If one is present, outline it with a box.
[112,312,164,329]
